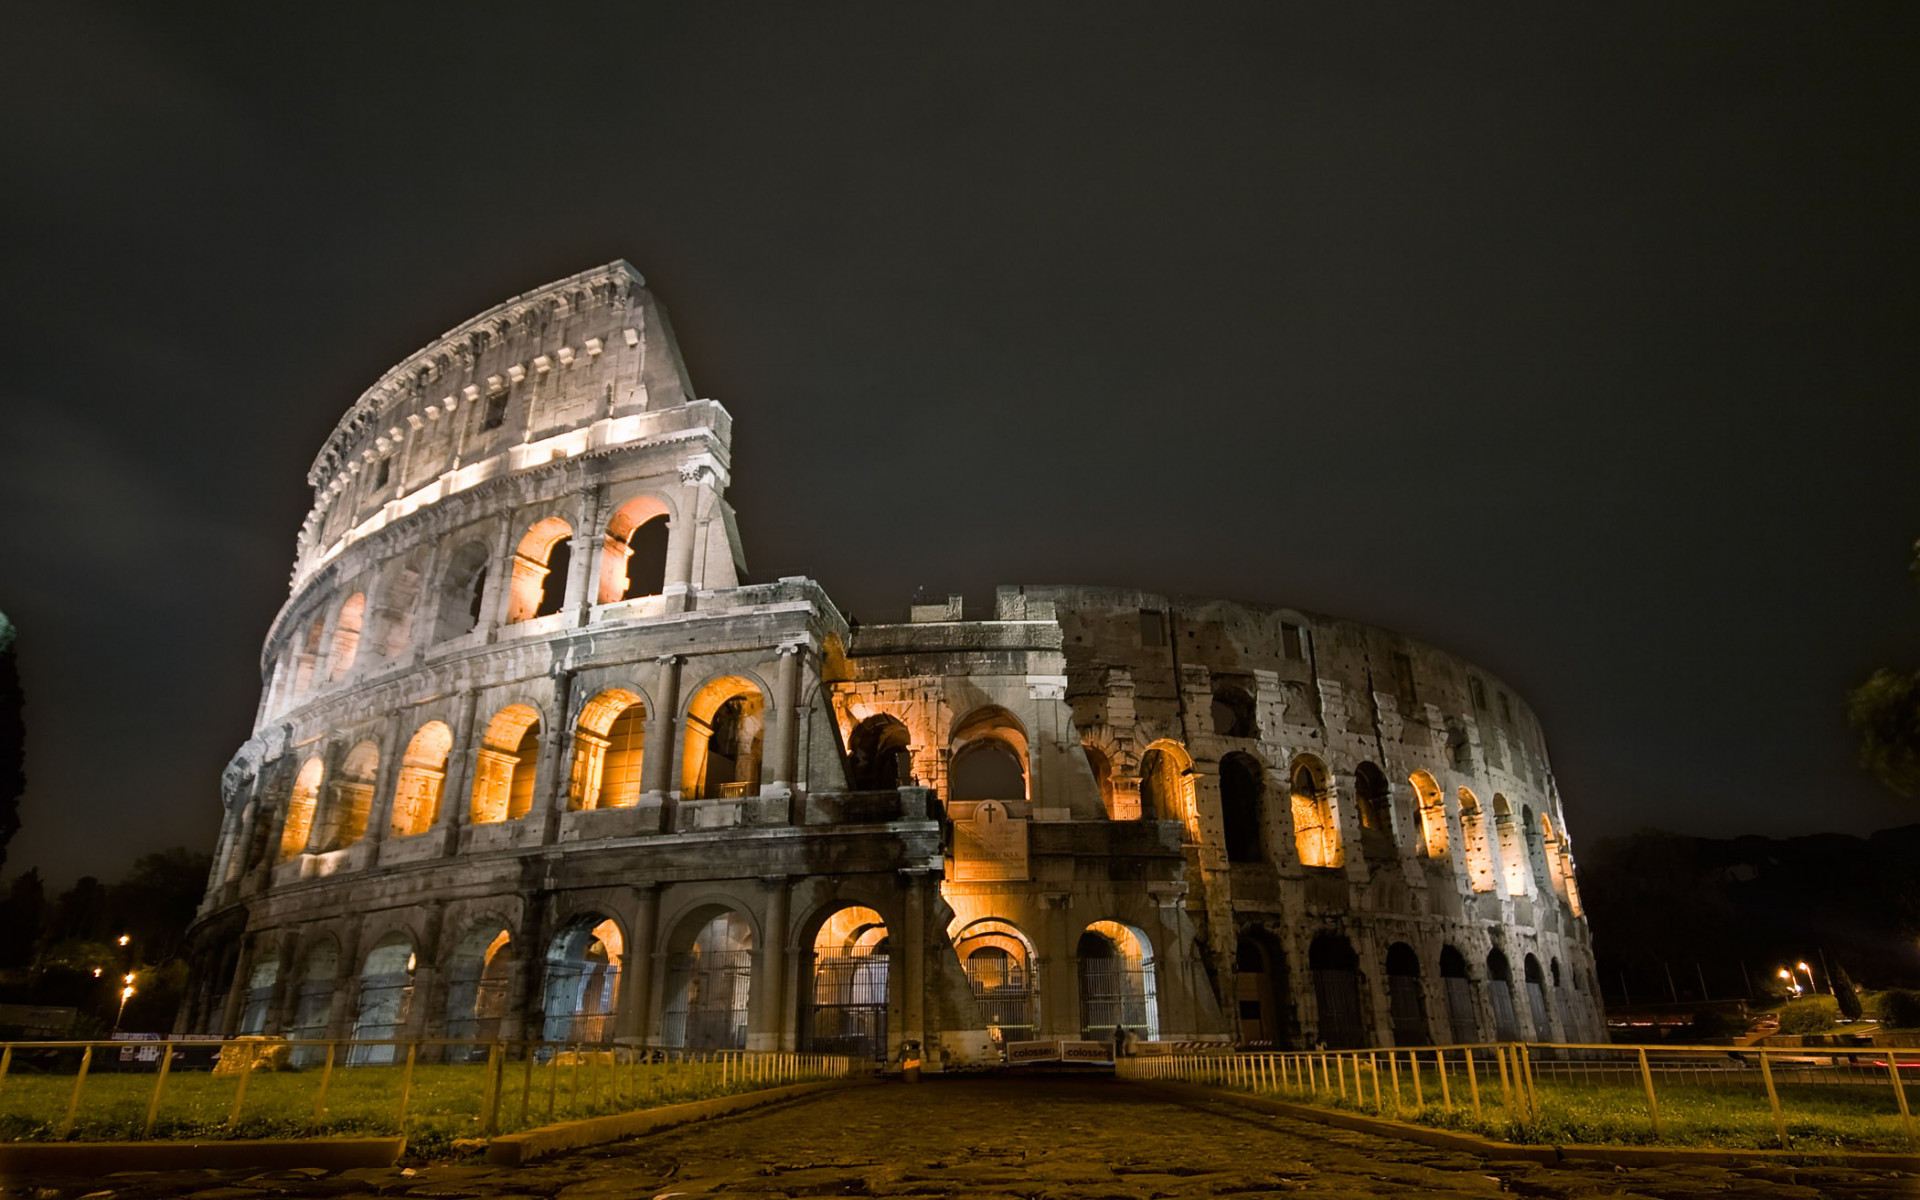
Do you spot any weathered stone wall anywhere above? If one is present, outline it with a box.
[185,263,1601,1064]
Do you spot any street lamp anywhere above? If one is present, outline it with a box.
[117,934,129,948]
[1778,968,1801,997]
[1798,962,1818,994]
[114,972,136,1033]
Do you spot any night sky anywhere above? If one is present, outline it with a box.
[3,4,1917,886]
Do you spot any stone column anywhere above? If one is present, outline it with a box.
[641,654,681,805]
[537,671,577,845]
[325,923,363,1042]
[664,464,707,611]
[368,710,409,861]
[617,885,660,1044]
[440,690,482,857]
[749,876,790,1051]
[218,937,255,1038]
[479,517,519,639]
[1039,891,1075,1040]
[902,868,929,1055]
[566,487,604,627]
[266,929,301,1035]
[769,642,803,797]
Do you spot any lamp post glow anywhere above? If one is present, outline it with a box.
[1798,962,1818,994]
[114,973,136,1033]
[1778,968,1801,997]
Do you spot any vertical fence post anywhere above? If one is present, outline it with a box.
[520,1043,535,1128]
[0,1044,12,1102]
[1494,1045,1512,1118]
[1464,1047,1482,1123]
[395,1042,418,1132]
[58,1044,94,1139]
[1436,1049,1451,1111]
[1887,1057,1915,1146]
[142,1040,175,1139]
[311,1042,337,1131]
[1635,1046,1662,1139]
[225,1044,251,1130]
[1757,1051,1786,1148]
[485,1041,505,1136]
[1389,1051,1402,1109]
[1410,1049,1422,1108]
[1521,1044,1539,1123]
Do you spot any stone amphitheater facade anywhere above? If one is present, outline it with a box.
[185,261,1603,1065]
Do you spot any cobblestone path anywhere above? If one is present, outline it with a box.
[7,1077,1918,1199]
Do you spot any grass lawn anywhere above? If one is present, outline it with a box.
[0,1055,817,1156]
[1221,1065,1919,1152]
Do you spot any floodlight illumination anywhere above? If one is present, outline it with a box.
[118,935,129,947]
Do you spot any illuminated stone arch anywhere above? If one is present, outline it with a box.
[681,674,768,800]
[315,740,379,852]
[599,493,675,603]
[326,593,366,682]
[1138,738,1196,835]
[542,912,625,1044]
[1493,794,1530,896]
[1077,919,1159,1041]
[349,930,416,1063]
[1458,788,1496,893]
[1289,754,1343,868]
[948,706,1028,803]
[569,688,648,810]
[444,920,515,1052]
[660,902,757,1050]
[279,757,325,861]
[471,703,543,824]
[952,917,1038,1039]
[847,712,913,790]
[505,516,573,623]
[293,612,326,693]
[803,904,891,1059]
[390,721,452,837]
[287,935,340,1063]
[432,540,491,642]
[1409,770,1448,858]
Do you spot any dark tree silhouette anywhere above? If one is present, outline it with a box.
[1850,541,1920,797]
[0,612,22,873]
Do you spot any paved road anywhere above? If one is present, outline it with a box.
[7,1077,1918,1199]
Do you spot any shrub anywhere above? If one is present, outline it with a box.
[1878,989,1920,1029]
[1777,994,1839,1035]
[1833,963,1865,1021]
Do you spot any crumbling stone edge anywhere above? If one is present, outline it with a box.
[0,1136,407,1176]
[1132,1081,1920,1172]
[486,1078,873,1166]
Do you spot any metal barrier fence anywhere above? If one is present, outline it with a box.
[0,1038,860,1144]
[1119,1042,1919,1149]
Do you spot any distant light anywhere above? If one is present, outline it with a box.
[118,935,129,947]
[92,968,102,977]
[406,953,417,972]
[124,973,135,984]
[1798,962,1811,971]
[1778,969,1791,979]
[121,986,134,1000]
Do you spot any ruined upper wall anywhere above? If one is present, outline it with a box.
[292,262,706,587]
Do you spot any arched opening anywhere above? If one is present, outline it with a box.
[1523,953,1551,1038]
[1459,789,1496,892]
[349,933,416,1064]
[390,722,452,837]
[662,909,754,1049]
[1082,744,1117,816]
[287,940,338,1066]
[293,615,325,693]
[1354,762,1395,855]
[949,708,1029,803]
[327,593,365,682]
[1539,813,1570,900]
[847,714,913,791]
[1439,946,1478,1044]
[1410,770,1448,859]
[1486,948,1519,1041]
[1291,759,1343,868]
[1077,921,1158,1041]
[542,915,623,1044]
[807,905,890,1060]
[1219,752,1267,863]
[601,495,672,603]
[506,517,573,623]
[1494,795,1530,896]
[1309,933,1365,1049]
[1138,741,1194,833]
[317,741,378,852]
[471,704,541,823]
[1210,685,1258,739]
[369,556,425,661]
[1234,929,1293,1046]
[445,925,513,1057]
[954,918,1037,1041]
[682,677,766,800]
[1384,943,1430,1046]
[239,958,278,1035]
[1551,956,1571,1037]
[570,689,647,810]
[434,541,491,642]
[279,758,324,860]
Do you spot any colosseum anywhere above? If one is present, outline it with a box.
[185,260,1603,1067]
